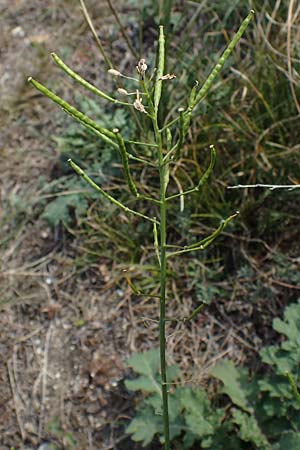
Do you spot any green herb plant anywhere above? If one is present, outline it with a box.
[28,10,254,450]
[126,300,300,449]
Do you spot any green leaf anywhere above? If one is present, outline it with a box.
[201,422,241,450]
[125,349,179,395]
[126,404,163,446]
[125,349,161,395]
[273,431,300,450]
[258,376,294,400]
[232,409,270,449]
[125,376,161,394]
[273,303,300,343]
[126,348,160,376]
[41,194,88,227]
[210,359,255,412]
[179,387,220,446]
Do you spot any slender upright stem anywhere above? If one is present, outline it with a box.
[159,158,170,450]
[153,25,170,450]
[79,0,113,69]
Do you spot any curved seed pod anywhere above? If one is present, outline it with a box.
[172,11,254,161]
[197,144,217,188]
[62,108,117,148]
[183,303,205,323]
[188,81,199,109]
[51,53,119,104]
[194,10,255,107]
[167,212,239,257]
[113,129,139,197]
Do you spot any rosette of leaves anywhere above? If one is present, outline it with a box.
[125,349,248,449]
[211,300,300,450]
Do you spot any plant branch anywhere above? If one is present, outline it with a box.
[106,0,139,60]
[68,159,159,225]
[114,129,139,197]
[79,0,113,69]
[227,183,300,190]
[167,212,239,258]
[166,144,217,201]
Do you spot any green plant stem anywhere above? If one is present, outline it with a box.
[79,0,113,69]
[159,163,170,450]
[68,159,159,225]
[106,0,138,60]
[153,25,171,450]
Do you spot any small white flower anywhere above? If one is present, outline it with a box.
[133,98,147,113]
[133,90,147,114]
[159,73,176,80]
[136,59,148,77]
[108,68,122,77]
[117,88,129,95]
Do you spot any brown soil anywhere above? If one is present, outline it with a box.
[0,1,137,448]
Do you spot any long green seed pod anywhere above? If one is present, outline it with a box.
[174,10,254,158]
[51,53,131,107]
[166,145,217,201]
[28,77,117,144]
[68,159,158,224]
[183,303,204,323]
[113,129,139,197]
[62,108,117,148]
[154,26,165,115]
[168,212,239,257]
[193,10,255,108]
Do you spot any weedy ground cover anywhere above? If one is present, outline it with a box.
[126,299,300,448]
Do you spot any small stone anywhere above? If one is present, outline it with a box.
[11,26,25,38]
